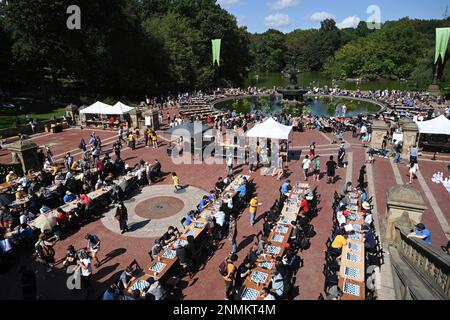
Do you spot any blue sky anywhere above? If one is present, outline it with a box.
[216,0,450,33]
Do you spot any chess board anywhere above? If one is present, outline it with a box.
[348,233,361,241]
[173,239,187,247]
[241,287,259,300]
[258,261,274,269]
[266,245,281,255]
[352,224,362,231]
[343,282,360,296]
[194,222,205,228]
[279,216,289,224]
[345,267,359,279]
[162,250,176,259]
[289,194,300,200]
[149,262,167,273]
[185,229,196,236]
[348,242,361,251]
[277,226,289,234]
[130,279,149,292]
[272,234,284,243]
[350,198,358,205]
[287,200,299,207]
[285,207,297,213]
[346,252,360,263]
[88,192,100,199]
[250,271,268,284]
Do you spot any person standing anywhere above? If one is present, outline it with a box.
[357,165,366,190]
[226,156,233,176]
[409,145,419,164]
[228,215,238,254]
[115,202,129,234]
[302,155,311,181]
[222,254,237,300]
[408,161,419,184]
[309,142,316,158]
[77,249,93,296]
[325,156,337,184]
[151,130,158,149]
[172,172,181,193]
[312,155,321,181]
[249,196,262,227]
[85,234,101,268]
[338,144,346,168]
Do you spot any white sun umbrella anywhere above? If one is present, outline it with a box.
[33,214,57,232]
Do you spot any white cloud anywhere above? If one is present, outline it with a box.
[337,16,361,29]
[264,13,291,28]
[217,0,242,6]
[269,0,301,10]
[310,11,336,22]
[236,15,246,27]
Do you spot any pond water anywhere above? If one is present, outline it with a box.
[214,95,381,117]
[245,71,415,92]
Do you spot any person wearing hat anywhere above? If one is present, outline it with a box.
[15,186,26,200]
[408,223,432,245]
[249,195,262,227]
[63,191,77,203]
[6,171,17,183]
[362,201,371,211]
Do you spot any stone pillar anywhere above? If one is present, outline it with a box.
[142,109,160,131]
[129,108,142,129]
[371,120,389,149]
[65,104,79,125]
[78,105,87,126]
[385,185,427,242]
[400,119,419,158]
[8,139,41,173]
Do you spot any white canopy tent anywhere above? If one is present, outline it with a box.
[80,101,134,115]
[415,115,450,135]
[246,117,293,140]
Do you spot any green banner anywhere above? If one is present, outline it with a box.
[212,39,221,66]
[435,28,450,64]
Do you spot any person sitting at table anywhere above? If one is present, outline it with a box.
[197,196,209,212]
[56,208,69,228]
[341,181,353,196]
[183,210,195,228]
[244,245,259,265]
[222,193,234,217]
[117,267,136,291]
[145,277,167,300]
[234,261,252,290]
[43,160,52,171]
[237,177,247,199]
[94,178,104,191]
[63,191,77,203]
[55,171,65,182]
[269,269,284,299]
[329,229,347,259]
[215,177,225,198]
[15,186,27,200]
[360,223,377,250]
[280,180,292,197]
[148,239,162,261]
[260,287,276,300]
[160,226,178,246]
[208,190,216,203]
[262,217,275,238]
[6,171,17,182]
[103,284,120,300]
[223,175,233,187]
[407,223,432,245]
[13,221,34,244]
[175,241,193,271]
[299,197,310,215]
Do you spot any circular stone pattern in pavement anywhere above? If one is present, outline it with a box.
[101,184,207,238]
[135,197,184,220]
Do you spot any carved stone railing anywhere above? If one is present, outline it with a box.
[393,225,450,299]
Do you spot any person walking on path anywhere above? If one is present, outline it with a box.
[222,254,237,300]
[338,144,346,168]
[325,156,337,184]
[249,196,262,227]
[114,202,129,234]
[312,155,321,181]
[302,155,311,181]
[228,215,238,254]
[408,161,419,184]
[85,234,101,268]
[226,156,233,176]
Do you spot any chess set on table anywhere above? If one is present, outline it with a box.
[250,271,268,285]
[344,267,359,279]
[277,226,289,234]
[271,234,284,243]
[350,198,358,205]
[343,282,360,296]
[258,261,274,269]
[194,222,205,228]
[149,262,167,273]
[266,245,281,255]
[348,233,361,241]
[241,287,259,300]
[279,216,290,224]
[287,200,299,207]
[173,239,187,247]
[284,207,298,213]
[352,224,362,231]
[130,279,149,292]
[185,229,196,236]
[346,252,359,263]
[348,213,359,221]
[348,242,362,252]
[162,250,176,259]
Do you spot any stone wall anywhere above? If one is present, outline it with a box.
[0,118,65,139]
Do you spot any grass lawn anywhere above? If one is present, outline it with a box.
[0,107,66,129]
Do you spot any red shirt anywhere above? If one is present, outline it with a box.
[300,199,309,213]
[56,211,68,225]
[80,194,91,206]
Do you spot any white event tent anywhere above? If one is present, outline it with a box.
[415,115,450,135]
[80,101,134,115]
[246,117,293,140]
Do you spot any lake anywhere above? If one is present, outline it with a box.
[245,71,415,91]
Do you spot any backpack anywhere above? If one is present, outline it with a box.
[299,237,310,251]
[219,260,228,276]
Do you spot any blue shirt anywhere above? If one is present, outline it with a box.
[184,215,192,227]
[197,199,208,212]
[416,229,432,245]
[63,193,76,203]
[281,183,290,195]
[361,193,367,201]
[238,184,247,197]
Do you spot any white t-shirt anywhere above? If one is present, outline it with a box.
[360,125,367,134]
[364,214,373,225]
[80,258,92,276]
[214,211,226,227]
[302,159,311,170]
